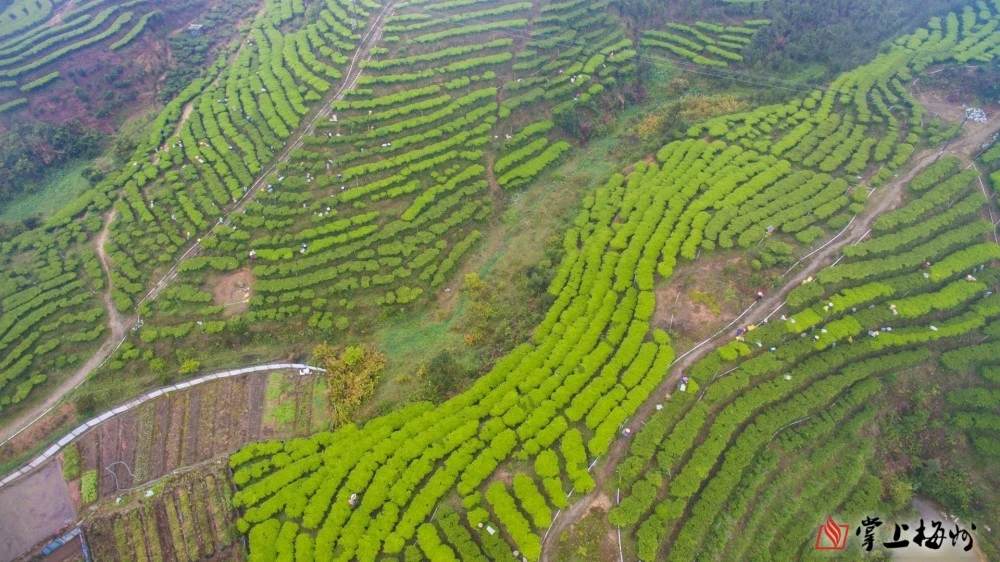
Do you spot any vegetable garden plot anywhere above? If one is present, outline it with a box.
[83,464,243,562]
[64,369,322,502]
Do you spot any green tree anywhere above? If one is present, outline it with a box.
[425,350,468,400]
[179,358,201,375]
[315,343,387,427]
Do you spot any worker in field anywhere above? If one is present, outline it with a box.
[755,291,764,302]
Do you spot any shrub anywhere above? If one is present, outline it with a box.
[81,470,98,504]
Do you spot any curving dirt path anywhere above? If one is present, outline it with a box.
[539,117,1000,561]
[95,210,137,340]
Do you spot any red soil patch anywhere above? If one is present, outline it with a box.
[0,5,203,134]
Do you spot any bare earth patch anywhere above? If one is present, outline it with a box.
[912,80,1000,147]
[209,268,255,318]
[0,462,75,562]
[652,255,748,345]
[591,493,612,511]
[552,505,619,562]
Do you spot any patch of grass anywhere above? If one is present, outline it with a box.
[264,372,284,402]
[82,469,99,504]
[163,496,188,562]
[554,507,614,562]
[690,291,722,314]
[128,509,150,562]
[372,310,464,404]
[134,402,155,481]
[189,480,214,556]
[487,136,619,282]
[62,442,81,481]
[0,160,90,222]
[310,377,330,433]
[113,516,131,559]
[203,474,234,548]
[364,89,675,411]
[142,502,164,562]
[262,372,296,432]
[176,487,200,560]
[294,376,312,434]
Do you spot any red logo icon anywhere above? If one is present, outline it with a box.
[815,516,850,550]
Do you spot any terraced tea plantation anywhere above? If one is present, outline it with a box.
[641,18,770,68]
[615,156,1000,560]
[226,3,1000,561]
[0,0,370,422]
[0,223,107,415]
[0,0,169,112]
[104,0,636,360]
[0,0,999,561]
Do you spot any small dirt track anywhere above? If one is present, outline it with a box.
[539,118,1000,561]
[0,211,137,446]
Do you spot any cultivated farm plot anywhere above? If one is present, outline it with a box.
[83,463,243,562]
[69,370,324,500]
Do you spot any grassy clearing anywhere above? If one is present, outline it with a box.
[61,442,80,481]
[371,308,465,403]
[365,139,622,410]
[262,372,296,432]
[0,159,90,221]
[310,376,329,433]
[552,506,616,562]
